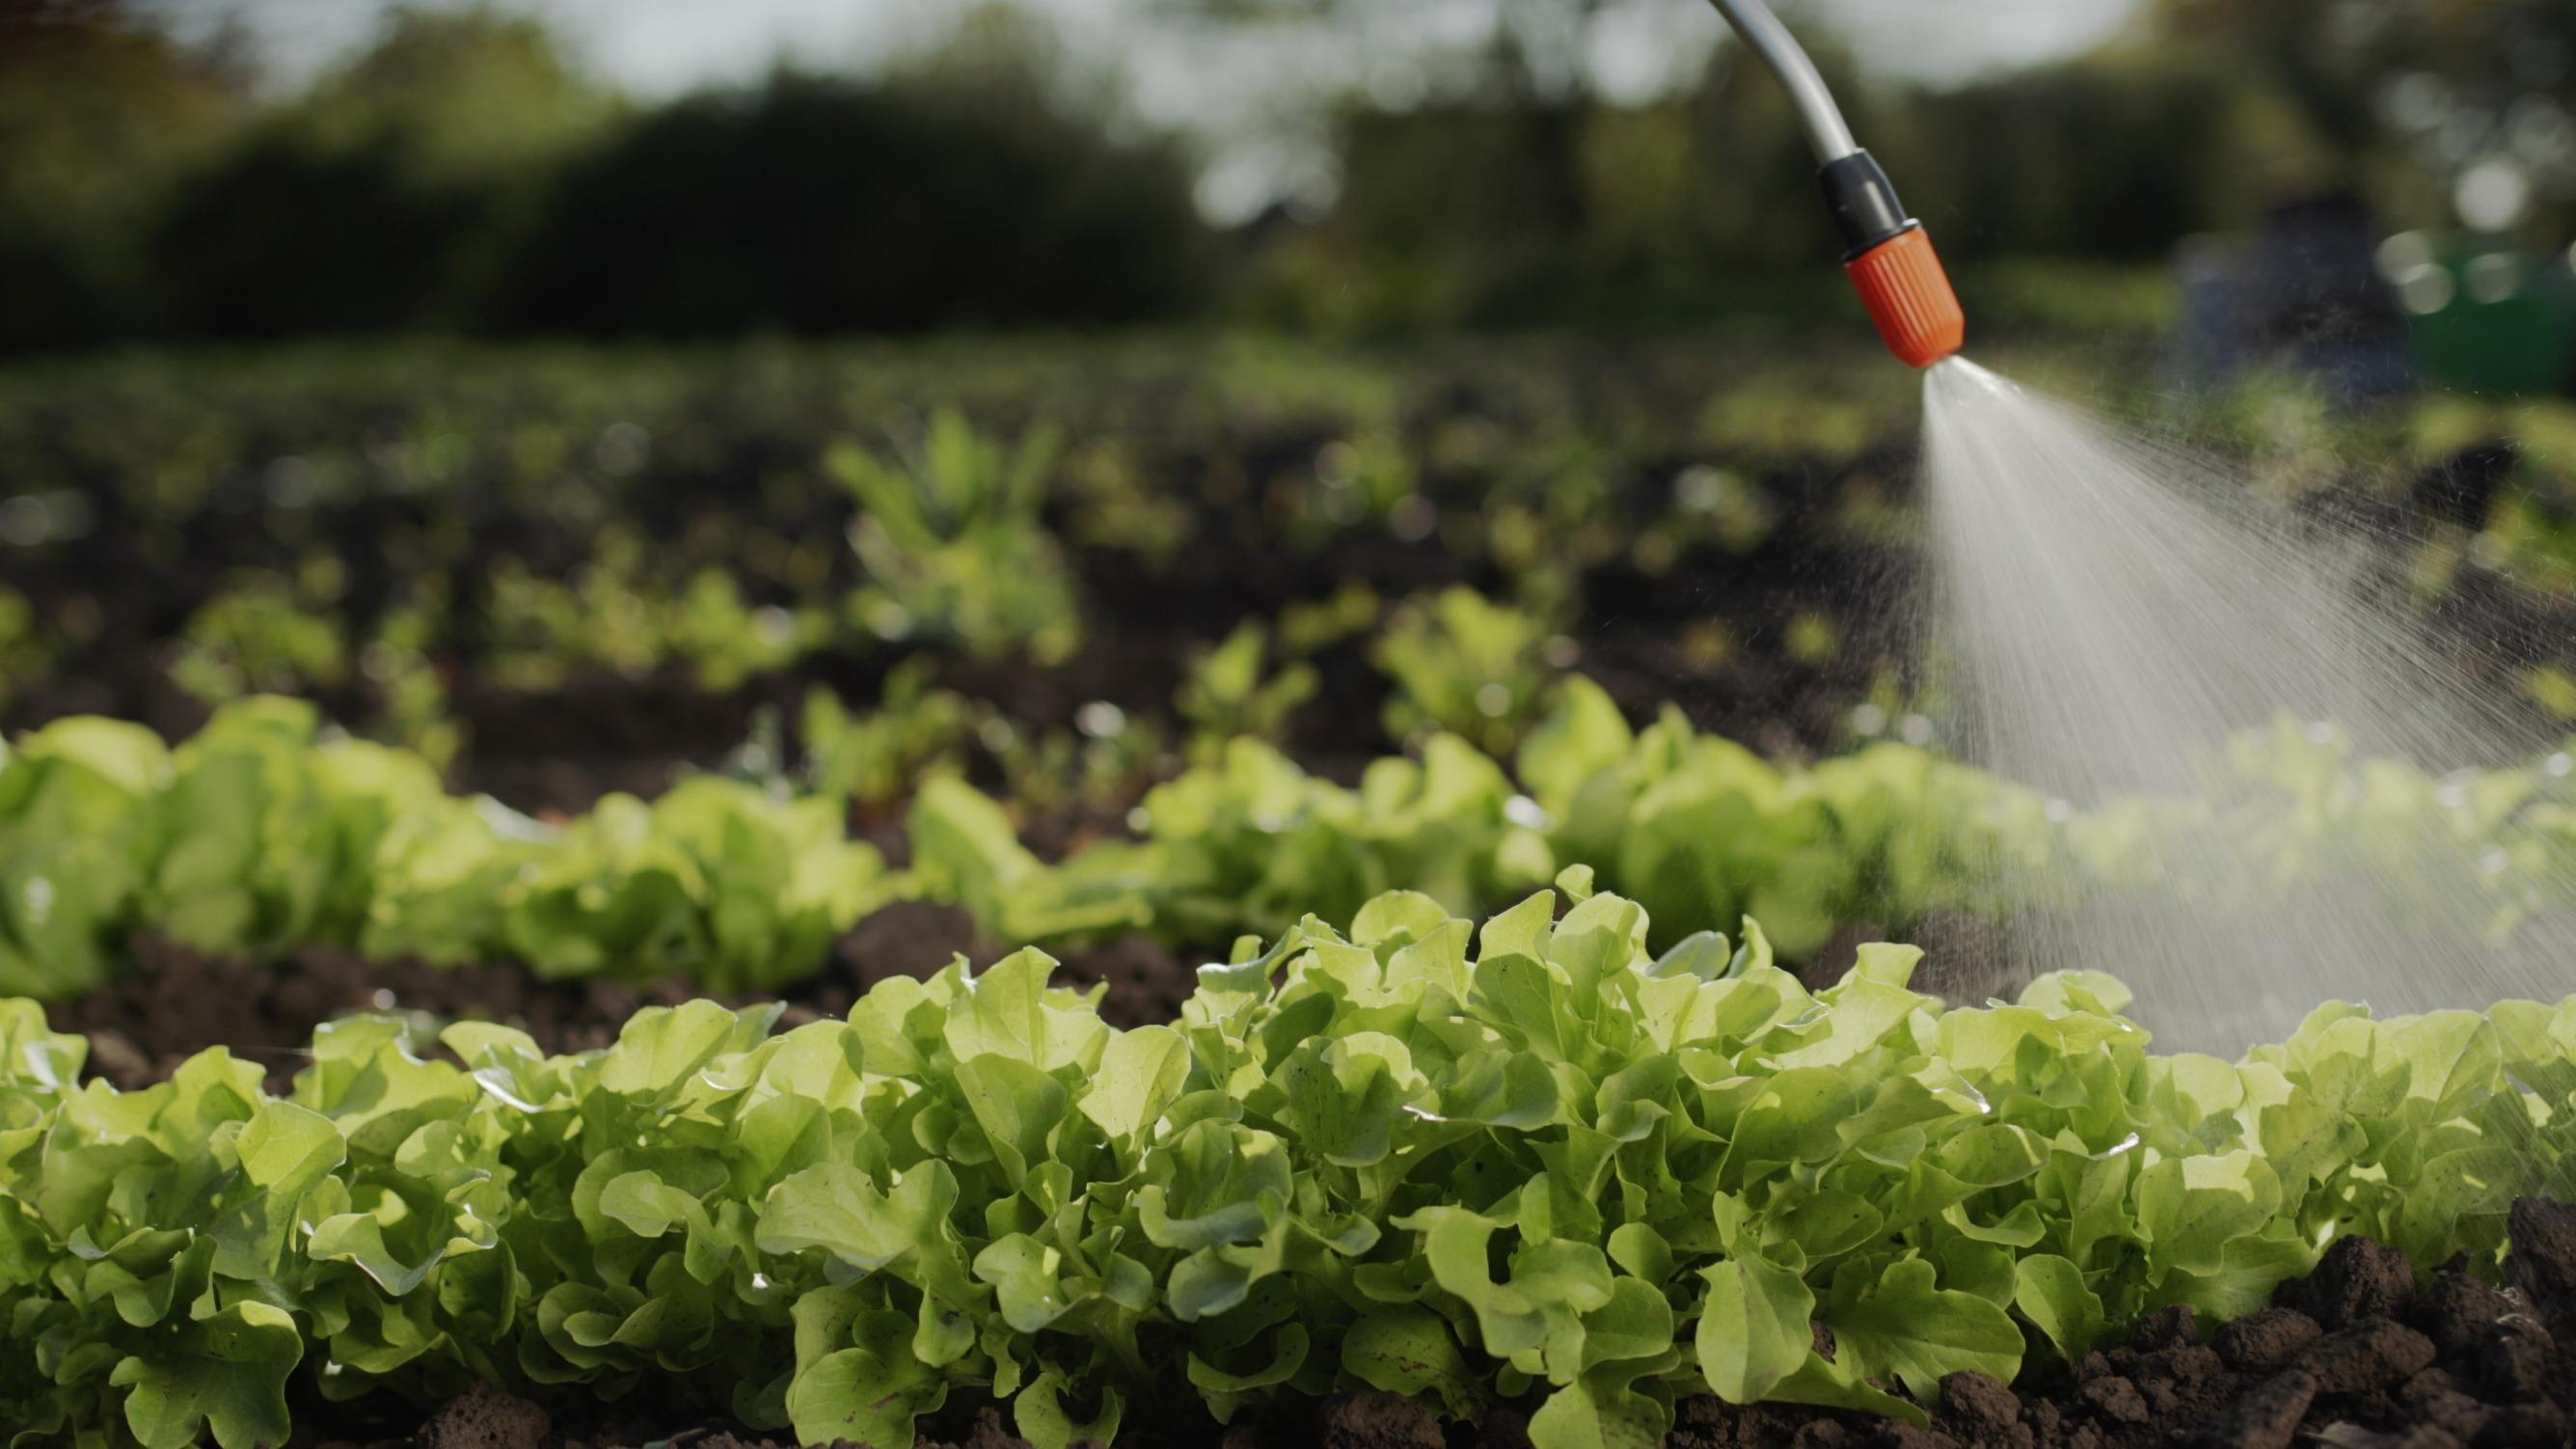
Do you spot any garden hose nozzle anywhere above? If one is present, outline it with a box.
[1824,153,1967,369]
[1704,0,1966,369]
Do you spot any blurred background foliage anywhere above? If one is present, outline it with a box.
[4,0,2571,347]
[0,0,1215,346]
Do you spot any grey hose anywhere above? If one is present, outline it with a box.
[1704,0,1859,163]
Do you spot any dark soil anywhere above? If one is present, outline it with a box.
[285,1201,2576,1449]
[55,903,1196,1092]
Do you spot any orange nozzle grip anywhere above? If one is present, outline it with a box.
[1846,227,1965,369]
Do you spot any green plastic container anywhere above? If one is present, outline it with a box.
[2402,238,2576,396]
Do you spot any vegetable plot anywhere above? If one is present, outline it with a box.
[3,885,2569,1449]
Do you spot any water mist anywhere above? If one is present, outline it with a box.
[1919,357,2575,1051]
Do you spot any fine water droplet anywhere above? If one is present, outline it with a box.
[1922,356,2574,1051]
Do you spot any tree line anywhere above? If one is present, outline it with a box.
[4,0,2562,349]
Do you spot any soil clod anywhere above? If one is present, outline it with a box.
[2130,1304,2199,1353]
[416,1383,550,1449]
[2214,1307,2326,1374]
[1317,1391,1448,1449]
[1940,1371,2021,1433]
[2294,1319,2438,1396]
[2291,1235,2420,1331]
[2506,1198,2576,1332]
[2192,1369,2317,1449]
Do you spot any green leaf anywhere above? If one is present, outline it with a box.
[1016,1369,1124,1449]
[1697,1251,1813,1403]
[955,1053,1071,1188]
[2136,1152,2282,1277]
[110,1302,302,1449]
[974,1234,1074,1332]
[1821,1258,2023,1403]
[233,1101,344,1192]
[598,998,751,1096]
[945,948,1109,1072]
[1527,1371,1671,1449]
[788,1334,945,1448]
[598,1169,703,1240]
[757,1162,957,1272]
[1343,1306,1481,1419]
[1079,1025,1192,1143]
[2012,1254,2103,1362]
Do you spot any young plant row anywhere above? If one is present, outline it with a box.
[2,885,2570,1448]
[8,685,2576,1002]
[0,681,2028,1002]
[0,697,897,998]
[920,681,2576,968]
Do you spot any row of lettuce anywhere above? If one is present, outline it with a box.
[3,884,2571,1447]
[5,686,2574,1001]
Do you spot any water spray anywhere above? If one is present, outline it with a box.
[1705,0,1966,369]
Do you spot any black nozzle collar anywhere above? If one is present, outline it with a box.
[1819,150,1917,260]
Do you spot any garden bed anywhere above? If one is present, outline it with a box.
[9,339,2576,1449]
[8,887,2574,1449]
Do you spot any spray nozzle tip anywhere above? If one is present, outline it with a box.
[1848,227,1966,369]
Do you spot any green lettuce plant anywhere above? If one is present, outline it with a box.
[919,675,2047,963]
[829,409,1081,664]
[485,539,825,692]
[1,888,2571,1448]
[800,663,972,807]
[1373,587,1564,757]
[167,570,350,705]
[0,697,904,998]
[1175,621,1318,763]
[496,778,897,992]
[0,716,166,998]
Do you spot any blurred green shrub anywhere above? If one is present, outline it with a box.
[506,9,1210,336]
[153,9,605,338]
[0,1,247,349]
[1,4,1208,347]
